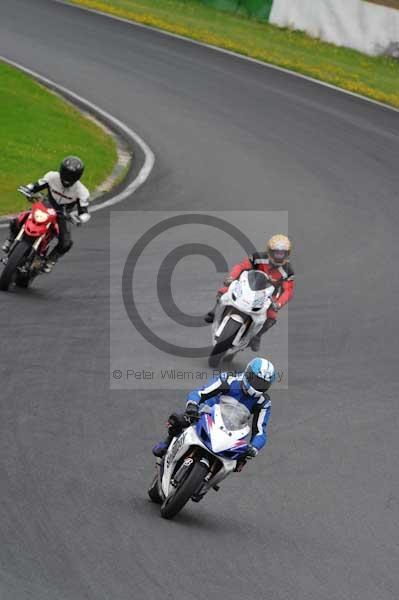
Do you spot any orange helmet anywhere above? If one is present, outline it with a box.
[267,234,292,266]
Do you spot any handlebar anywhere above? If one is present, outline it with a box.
[17,186,35,200]
[17,187,87,226]
[184,413,200,425]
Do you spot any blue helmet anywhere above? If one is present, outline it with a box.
[242,358,275,396]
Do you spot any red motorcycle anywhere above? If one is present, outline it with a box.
[0,188,74,291]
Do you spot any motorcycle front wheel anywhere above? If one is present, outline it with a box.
[160,460,207,520]
[0,239,32,291]
[208,318,243,368]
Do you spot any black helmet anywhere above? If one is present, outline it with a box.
[60,156,84,187]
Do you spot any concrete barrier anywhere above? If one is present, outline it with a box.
[269,0,399,56]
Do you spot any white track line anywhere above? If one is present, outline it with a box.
[0,56,155,228]
[56,0,399,114]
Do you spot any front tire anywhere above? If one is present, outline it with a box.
[209,318,242,368]
[0,240,32,291]
[160,461,207,519]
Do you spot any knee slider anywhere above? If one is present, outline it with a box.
[167,412,185,435]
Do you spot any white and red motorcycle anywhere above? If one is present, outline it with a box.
[148,397,252,519]
[209,270,275,367]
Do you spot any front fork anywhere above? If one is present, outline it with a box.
[174,451,222,499]
[158,448,222,501]
[4,230,46,272]
[9,227,44,251]
[214,309,251,348]
[21,225,51,271]
[193,456,224,498]
[0,228,29,267]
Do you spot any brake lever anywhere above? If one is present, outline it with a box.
[17,186,34,200]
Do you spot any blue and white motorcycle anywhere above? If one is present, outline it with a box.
[148,397,252,519]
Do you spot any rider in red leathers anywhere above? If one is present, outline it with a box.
[205,234,295,351]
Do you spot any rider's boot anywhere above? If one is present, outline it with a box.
[41,258,57,274]
[41,249,60,274]
[191,492,206,503]
[204,292,222,323]
[1,239,12,254]
[152,433,173,458]
[249,318,276,352]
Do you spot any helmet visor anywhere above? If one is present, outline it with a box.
[270,249,288,264]
[61,173,79,187]
[243,372,271,393]
[248,372,272,392]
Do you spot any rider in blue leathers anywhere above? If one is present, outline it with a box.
[153,358,275,465]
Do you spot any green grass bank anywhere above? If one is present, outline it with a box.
[1,61,118,216]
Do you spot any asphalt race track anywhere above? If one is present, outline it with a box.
[1,1,399,599]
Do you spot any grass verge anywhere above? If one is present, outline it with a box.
[1,61,118,216]
[69,0,399,108]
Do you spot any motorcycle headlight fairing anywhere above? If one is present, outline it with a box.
[33,209,49,224]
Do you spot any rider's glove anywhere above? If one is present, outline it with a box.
[234,445,258,472]
[78,212,91,225]
[224,276,234,286]
[271,300,281,312]
[244,445,258,459]
[185,402,199,422]
[17,185,34,199]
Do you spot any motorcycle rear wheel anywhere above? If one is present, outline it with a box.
[0,240,32,291]
[208,318,242,368]
[160,461,207,519]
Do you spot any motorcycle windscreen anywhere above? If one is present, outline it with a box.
[247,270,270,291]
[219,396,250,431]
